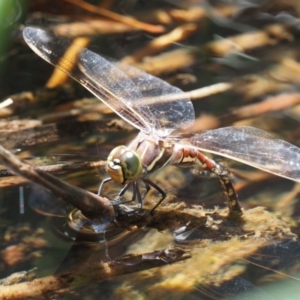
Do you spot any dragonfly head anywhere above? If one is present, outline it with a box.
[107,145,143,184]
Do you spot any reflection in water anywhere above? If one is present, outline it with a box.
[174,222,300,299]
[18,186,24,214]
[2,1,300,297]
[0,160,298,299]
[28,183,132,244]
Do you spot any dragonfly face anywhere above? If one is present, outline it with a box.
[107,145,143,184]
[23,27,300,214]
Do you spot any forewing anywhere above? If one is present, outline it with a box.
[23,27,151,131]
[190,126,300,182]
[114,62,195,136]
[23,27,194,136]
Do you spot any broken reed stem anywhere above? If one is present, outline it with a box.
[0,143,114,220]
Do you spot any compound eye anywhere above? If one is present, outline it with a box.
[107,145,127,162]
[107,146,142,183]
[120,151,141,179]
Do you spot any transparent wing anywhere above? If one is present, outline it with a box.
[23,27,194,136]
[189,126,300,182]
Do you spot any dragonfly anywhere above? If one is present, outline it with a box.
[22,27,300,215]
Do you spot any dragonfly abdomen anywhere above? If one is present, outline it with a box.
[171,145,217,172]
[171,144,242,214]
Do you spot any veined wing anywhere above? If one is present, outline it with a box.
[189,126,300,182]
[23,27,194,136]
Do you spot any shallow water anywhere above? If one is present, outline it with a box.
[1,1,300,299]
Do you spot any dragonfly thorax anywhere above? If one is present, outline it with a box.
[107,145,143,184]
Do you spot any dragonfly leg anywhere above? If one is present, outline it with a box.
[143,180,151,198]
[112,182,145,209]
[118,182,132,198]
[135,181,143,209]
[98,177,112,195]
[99,177,165,212]
[111,182,132,206]
[116,181,152,209]
[98,179,133,207]
[143,178,166,214]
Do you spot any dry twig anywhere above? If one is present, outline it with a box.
[122,23,199,64]
[46,37,91,88]
[134,23,296,75]
[50,19,138,37]
[64,0,164,33]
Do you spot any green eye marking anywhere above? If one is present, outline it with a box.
[122,151,141,177]
[107,146,142,184]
